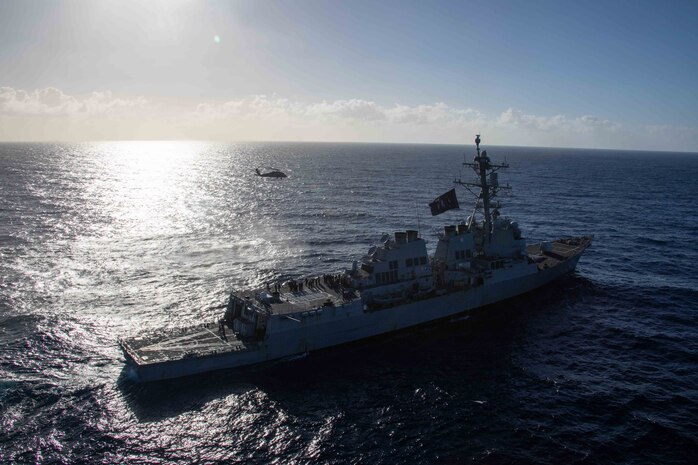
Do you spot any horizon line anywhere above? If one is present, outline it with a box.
[0,138,696,155]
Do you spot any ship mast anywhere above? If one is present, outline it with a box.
[455,135,510,244]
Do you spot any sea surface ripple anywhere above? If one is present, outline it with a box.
[1,141,697,464]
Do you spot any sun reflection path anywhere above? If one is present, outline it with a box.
[68,141,303,331]
[94,141,206,240]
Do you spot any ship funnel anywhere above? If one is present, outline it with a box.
[394,231,408,244]
[406,230,419,242]
[444,225,456,237]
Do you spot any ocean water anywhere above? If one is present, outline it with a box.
[1,141,697,464]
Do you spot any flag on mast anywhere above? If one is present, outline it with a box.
[429,188,460,216]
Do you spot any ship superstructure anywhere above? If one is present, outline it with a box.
[430,135,528,290]
[120,136,592,382]
[351,229,434,306]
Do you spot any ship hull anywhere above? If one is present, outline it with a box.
[125,247,585,383]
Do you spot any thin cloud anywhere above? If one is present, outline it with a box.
[196,95,484,126]
[0,86,148,116]
[1,86,696,151]
[497,108,621,134]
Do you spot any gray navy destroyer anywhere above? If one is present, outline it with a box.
[120,136,592,382]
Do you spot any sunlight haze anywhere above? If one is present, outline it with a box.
[1,0,697,151]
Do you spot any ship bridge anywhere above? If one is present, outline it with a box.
[349,230,434,305]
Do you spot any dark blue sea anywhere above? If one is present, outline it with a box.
[1,141,697,464]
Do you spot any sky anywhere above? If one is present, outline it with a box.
[0,0,697,151]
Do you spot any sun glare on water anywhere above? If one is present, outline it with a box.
[92,141,207,239]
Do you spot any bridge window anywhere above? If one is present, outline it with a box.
[376,270,399,284]
[455,250,471,260]
[406,258,413,267]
